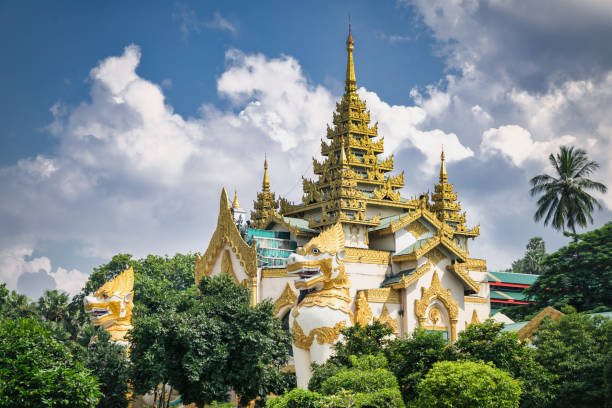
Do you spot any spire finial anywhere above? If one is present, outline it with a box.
[345,16,356,93]
[262,155,270,192]
[232,190,241,209]
[439,146,448,183]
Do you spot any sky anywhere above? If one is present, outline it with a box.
[1,0,611,299]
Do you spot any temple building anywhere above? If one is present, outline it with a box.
[196,29,492,384]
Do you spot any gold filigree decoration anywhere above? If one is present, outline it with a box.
[389,261,432,289]
[375,304,399,334]
[354,291,373,326]
[344,247,390,264]
[426,248,446,266]
[362,288,400,304]
[464,296,487,303]
[221,249,238,283]
[261,268,289,278]
[298,289,353,315]
[467,309,480,327]
[274,283,298,315]
[196,189,258,285]
[406,221,429,239]
[292,320,347,350]
[415,270,459,340]
[373,178,401,202]
[445,260,482,293]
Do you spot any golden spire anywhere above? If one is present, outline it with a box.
[345,20,357,93]
[439,147,448,183]
[262,155,270,192]
[232,191,241,209]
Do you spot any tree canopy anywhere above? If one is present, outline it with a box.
[129,274,292,407]
[533,312,612,408]
[414,360,522,408]
[511,237,547,275]
[525,222,612,312]
[0,317,101,407]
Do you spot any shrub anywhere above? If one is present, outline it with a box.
[414,360,522,408]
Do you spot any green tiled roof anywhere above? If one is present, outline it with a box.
[490,290,528,301]
[370,215,400,232]
[380,268,416,287]
[281,216,316,233]
[488,271,538,285]
[393,238,429,257]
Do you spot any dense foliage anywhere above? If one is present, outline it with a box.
[269,355,404,408]
[511,237,547,275]
[533,312,612,408]
[455,320,554,408]
[413,360,522,408]
[129,274,292,407]
[529,145,607,233]
[525,222,612,312]
[0,317,102,407]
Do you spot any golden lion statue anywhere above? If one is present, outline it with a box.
[286,223,352,387]
[84,267,134,345]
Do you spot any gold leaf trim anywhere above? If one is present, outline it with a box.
[196,189,258,287]
[292,320,346,350]
[345,247,390,264]
[362,288,400,303]
[415,270,459,340]
[274,283,298,315]
[464,296,488,303]
[375,304,399,334]
[261,268,289,278]
[354,291,373,326]
[389,261,432,289]
[406,221,430,239]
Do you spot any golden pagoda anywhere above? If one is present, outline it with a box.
[250,156,279,228]
[198,27,492,388]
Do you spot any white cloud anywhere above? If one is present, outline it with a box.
[480,125,575,167]
[207,12,236,33]
[358,88,473,172]
[0,247,86,296]
[50,267,89,296]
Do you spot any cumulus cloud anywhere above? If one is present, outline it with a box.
[2,44,464,292]
[397,0,612,268]
[480,125,575,167]
[0,247,87,297]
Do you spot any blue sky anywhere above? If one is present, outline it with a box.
[1,0,611,299]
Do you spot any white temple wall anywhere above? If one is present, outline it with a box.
[260,276,296,303]
[208,243,250,285]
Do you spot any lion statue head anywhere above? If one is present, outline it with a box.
[287,223,348,291]
[84,267,134,344]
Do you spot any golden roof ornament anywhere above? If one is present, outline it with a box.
[251,156,279,228]
[263,155,270,192]
[232,191,242,209]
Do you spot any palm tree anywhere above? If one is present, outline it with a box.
[530,146,607,234]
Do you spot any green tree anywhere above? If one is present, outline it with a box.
[385,329,456,405]
[0,317,101,407]
[129,274,291,408]
[272,355,404,408]
[414,360,522,408]
[525,223,612,312]
[455,319,555,408]
[512,237,547,275]
[78,325,131,408]
[530,146,607,234]
[533,312,612,408]
[37,289,70,322]
[0,284,39,319]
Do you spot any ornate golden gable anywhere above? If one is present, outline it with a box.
[415,270,459,340]
[196,188,258,285]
